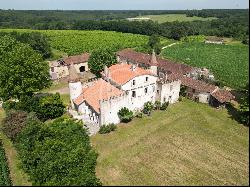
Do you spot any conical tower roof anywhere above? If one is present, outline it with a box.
[150,50,158,66]
[68,64,80,83]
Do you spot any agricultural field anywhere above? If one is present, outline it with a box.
[0,29,150,56]
[161,42,249,89]
[136,14,217,23]
[91,99,249,186]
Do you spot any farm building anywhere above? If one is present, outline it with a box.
[49,53,90,80]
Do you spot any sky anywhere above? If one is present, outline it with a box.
[0,0,249,10]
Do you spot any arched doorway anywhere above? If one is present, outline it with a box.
[79,66,86,73]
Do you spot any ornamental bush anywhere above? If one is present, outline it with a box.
[118,107,133,123]
[160,102,169,110]
[99,123,117,134]
[2,110,29,142]
[143,101,154,115]
[154,100,161,110]
[16,117,101,186]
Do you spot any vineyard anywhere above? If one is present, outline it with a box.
[0,29,149,56]
[0,140,12,186]
[161,42,249,89]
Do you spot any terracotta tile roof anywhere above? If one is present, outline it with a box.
[106,63,154,85]
[180,76,217,93]
[74,79,124,113]
[63,53,90,65]
[211,89,235,103]
[117,49,193,75]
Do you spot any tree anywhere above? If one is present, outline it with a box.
[148,34,161,55]
[88,48,117,77]
[118,107,134,123]
[16,117,101,186]
[0,36,51,101]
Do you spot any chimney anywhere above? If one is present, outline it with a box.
[150,49,158,66]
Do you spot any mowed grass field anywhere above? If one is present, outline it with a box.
[137,14,217,23]
[91,99,249,186]
[161,42,249,89]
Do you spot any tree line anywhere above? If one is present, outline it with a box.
[0,9,248,40]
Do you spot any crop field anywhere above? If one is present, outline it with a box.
[0,29,150,56]
[91,99,249,186]
[136,14,217,23]
[161,42,249,89]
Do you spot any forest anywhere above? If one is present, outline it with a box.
[0,9,248,40]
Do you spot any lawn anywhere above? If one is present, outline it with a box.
[91,99,249,186]
[0,109,31,186]
[161,42,249,89]
[137,14,217,23]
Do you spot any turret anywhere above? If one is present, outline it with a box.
[150,50,158,75]
[68,64,82,109]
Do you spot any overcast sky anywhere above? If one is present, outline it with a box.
[0,0,249,10]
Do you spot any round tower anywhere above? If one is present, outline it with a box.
[150,50,158,75]
[68,64,82,109]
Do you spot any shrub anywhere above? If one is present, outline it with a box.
[154,100,161,110]
[2,110,28,142]
[6,93,66,121]
[160,102,169,110]
[118,107,133,123]
[2,100,17,111]
[0,140,12,186]
[143,101,154,115]
[99,123,117,134]
[178,96,183,102]
[16,117,101,186]
[134,111,143,118]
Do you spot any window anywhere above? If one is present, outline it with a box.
[51,67,54,72]
[132,80,136,86]
[152,86,155,92]
[159,72,165,78]
[170,85,173,91]
[145,87,148,94]
[146,77,148,82]
[132,91,136,98]
[157,90,160,94]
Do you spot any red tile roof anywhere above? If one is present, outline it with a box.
[74,79,124,113]
[117,49,193,75]
[180,76,217,93]
[211,89,235,103]
[63,53,90,65]
[105,63,154,85]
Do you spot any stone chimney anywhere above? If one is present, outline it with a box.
[150,50,158,75]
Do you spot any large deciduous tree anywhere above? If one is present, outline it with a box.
[88,48,117,77]
[0,36,51,101]
[16,117,101,186]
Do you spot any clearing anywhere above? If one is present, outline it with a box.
[91,99,249,186]
[136,14,217,23]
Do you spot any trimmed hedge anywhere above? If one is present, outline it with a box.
[0,140,12,186]
[99,124,117,134]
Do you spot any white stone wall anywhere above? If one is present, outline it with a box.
[121,75,158,111]
[99,94,130,125]
[197,93,210,103]
[73,62,89,74]
[158,80,181,104]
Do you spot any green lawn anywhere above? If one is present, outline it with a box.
[0,109,31,186]
[91,99,249,186]
[161,42,249,89]
[137,14,217,23]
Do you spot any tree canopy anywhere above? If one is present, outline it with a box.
[16,117,101,186]
[0,36,51,101]
[88,48,117,76]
